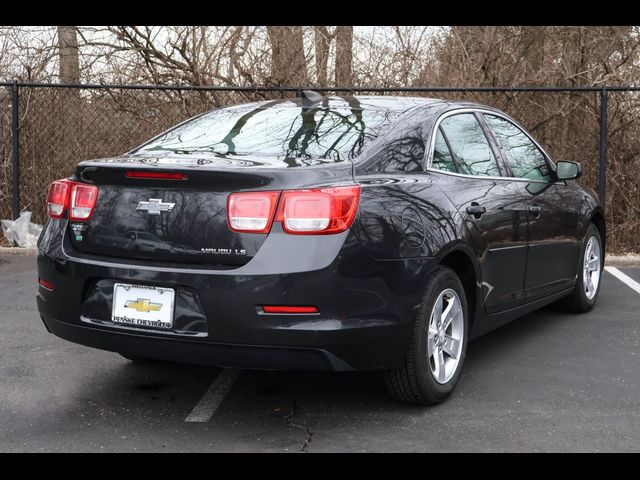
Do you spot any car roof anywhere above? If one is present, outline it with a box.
[217,94,502,117]
[219,95,444,111]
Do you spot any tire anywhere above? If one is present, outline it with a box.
[384,265,469,405]
[555,223,603,313]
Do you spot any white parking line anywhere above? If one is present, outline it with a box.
[604,266,640,295]
[185,368,240,423]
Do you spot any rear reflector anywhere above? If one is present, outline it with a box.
[227,191,280,233]
[276,185,360,234]
[46,180,71,219]
[126,171,187,180]
[38,278,54,290]
[262,305,319,314]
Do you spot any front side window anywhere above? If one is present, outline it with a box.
[438,113,500,177]
[483,114,551,182]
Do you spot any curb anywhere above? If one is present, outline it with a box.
[0,247,38,255]
[605,255,640,267]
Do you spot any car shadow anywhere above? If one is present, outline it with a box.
[223,303,589,415]
[62,301,597,425]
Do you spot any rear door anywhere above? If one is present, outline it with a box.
[430,112,529,314]
[482,113,582,301]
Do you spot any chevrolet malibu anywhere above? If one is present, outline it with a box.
[37,94,605,404]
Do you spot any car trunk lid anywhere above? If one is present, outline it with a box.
[68,155,354,267]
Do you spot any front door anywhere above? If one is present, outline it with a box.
[518,181,582,300]
[481,113,582,302]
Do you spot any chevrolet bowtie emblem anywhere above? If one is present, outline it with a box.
[124,298,162,313]
[136,198,175,215]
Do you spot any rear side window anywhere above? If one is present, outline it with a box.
[438,113,500,177]
[432,129,457,173]
[483,114,551,182]
[364,111,426,173]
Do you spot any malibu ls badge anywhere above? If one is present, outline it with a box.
[201,247,247,255]
[136,198,175,215]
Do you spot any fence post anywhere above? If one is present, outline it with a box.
[598,86,608,210]
[11,80,20,220]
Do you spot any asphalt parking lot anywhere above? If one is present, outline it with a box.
[1,254,639,452]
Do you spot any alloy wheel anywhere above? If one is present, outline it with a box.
[583,236,601,300]
[427,288,464,384]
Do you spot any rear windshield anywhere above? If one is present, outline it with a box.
[133,98,407,161]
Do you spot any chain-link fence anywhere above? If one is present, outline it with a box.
[1,82,638,252]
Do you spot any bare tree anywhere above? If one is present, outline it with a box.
[314,26,332,86]
[266,26,308,86]
[77,26,270,88]
[57,26,80,83]
[335,26,353,85]
[0,26,58,82]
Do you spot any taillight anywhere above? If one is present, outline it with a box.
[69,183,99,221]
[227,191,280,233]
[226,186,360,235]
[276,185,360,234]
[46,180,71,219]
[46,179,99,221]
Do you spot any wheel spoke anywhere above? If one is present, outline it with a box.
[430,350,440,377]
[440,299,454,328]
[429,307,439,332]
[434,294,444,325]
[586,276,594,294]
[587,257,599,271]
[436,349,446,383]
[585,241,593,260]
[441,298,453,319]
[442,302,461,331]
[427,333,437,355]
[442,335,460,359]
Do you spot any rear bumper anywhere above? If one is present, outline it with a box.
[40,314,354,371]
[36,219,437,371]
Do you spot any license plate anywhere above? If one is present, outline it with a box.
[112,283,175,329]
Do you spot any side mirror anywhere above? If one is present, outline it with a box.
[556,161,582,180]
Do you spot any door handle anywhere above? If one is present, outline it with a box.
[466,203,486,219]
[529,204,543,217]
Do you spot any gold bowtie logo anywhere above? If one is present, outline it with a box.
[124,298,162,313]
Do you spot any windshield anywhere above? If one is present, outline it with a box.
[133,98,407,161]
